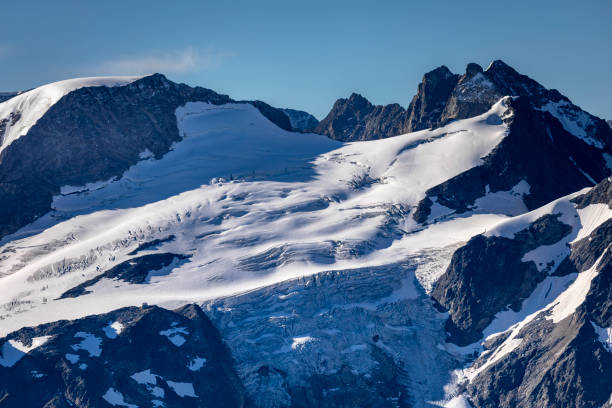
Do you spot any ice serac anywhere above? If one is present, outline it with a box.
[0,304,245,407]
[0,63,611,408]
[0,74,293,239]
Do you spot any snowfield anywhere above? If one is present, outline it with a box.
[0,91,609,407]
[0,99,513,335]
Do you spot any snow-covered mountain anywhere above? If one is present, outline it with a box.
[0,62,610,408]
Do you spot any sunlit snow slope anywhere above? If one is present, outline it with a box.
[0,99,513,335]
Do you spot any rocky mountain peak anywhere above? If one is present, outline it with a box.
[465,62,484,77]
[421,65,455,83]
[404,66,460,132]
[345,92,373,110]
[314,92,406,141]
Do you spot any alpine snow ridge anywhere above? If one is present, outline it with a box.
[0,60,610,408]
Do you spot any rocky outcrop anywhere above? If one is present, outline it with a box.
[0,304,245,407]
[465,249,612,408]
[432,214,572,345]
[467,305,612,408]
[59,253,190,298]
[0,74,293,239]
[313,66,461,141]
[437,63,500,126]
[572,176,612,208]
[313,93,406,141]
[555,219,612,276]
[282,108,319,132]
[404,66,459,132]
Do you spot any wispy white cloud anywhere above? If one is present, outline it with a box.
[94,47,234,76]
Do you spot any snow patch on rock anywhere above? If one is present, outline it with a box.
[102,387,138,408]
[0,335,51,367]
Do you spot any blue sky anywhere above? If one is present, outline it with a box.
[1,0,611,119]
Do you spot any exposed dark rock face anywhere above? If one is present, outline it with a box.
[59,253,190,299]
[413,96,612,223]
[433,178,612,407]
[0,74,293,239]
[467,307,612,408]
[282,108,319,132]
[404,66,459,132]
[0,304,246,407]
[465,248,612,408]
[584,248,612,327]
[243,100,292,132]
[572,176,612,208]
[555,219,612,276]
[432,214,572,345]
[438,63,500,127]
[314,93,406,141]
[608,119,612,129]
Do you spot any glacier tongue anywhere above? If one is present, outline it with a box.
[205,250,461,407]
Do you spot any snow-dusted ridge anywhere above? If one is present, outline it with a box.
[0,76,142,154]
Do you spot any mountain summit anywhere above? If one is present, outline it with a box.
[316,60,611,148]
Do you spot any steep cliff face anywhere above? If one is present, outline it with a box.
[404,65,459,132]
[437,63,501,127]
[464,247,612,408]
[0,64,610,408]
